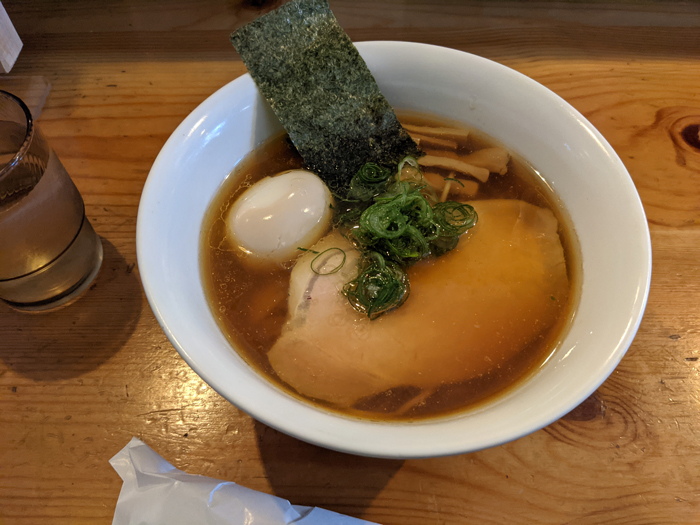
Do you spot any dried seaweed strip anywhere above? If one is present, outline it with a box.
[230,0,421,196]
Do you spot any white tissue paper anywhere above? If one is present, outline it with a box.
[110,437,379,525]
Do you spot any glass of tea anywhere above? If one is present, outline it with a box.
[0,90,103,311]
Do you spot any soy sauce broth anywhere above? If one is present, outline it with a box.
[200,112,580,421]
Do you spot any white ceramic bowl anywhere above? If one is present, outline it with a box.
[137,41,651,458]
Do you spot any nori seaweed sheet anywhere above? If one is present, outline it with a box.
[230,0,421,196]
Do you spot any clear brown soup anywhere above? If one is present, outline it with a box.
[200,112,580,421]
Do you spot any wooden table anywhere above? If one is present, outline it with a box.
[1,1,699,523]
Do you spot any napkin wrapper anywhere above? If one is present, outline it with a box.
[110,437,379,525]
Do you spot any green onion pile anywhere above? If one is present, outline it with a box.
[319,157,478,319]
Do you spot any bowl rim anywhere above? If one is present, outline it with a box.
[137,40,652,458]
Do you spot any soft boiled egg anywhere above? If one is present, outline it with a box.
[226,169,333,263]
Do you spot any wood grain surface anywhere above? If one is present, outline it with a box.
[1,1,699,523]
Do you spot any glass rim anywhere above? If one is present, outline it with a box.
[0,90,34,183]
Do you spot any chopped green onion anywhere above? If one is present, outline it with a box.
[397,156,420,180]
[432,201,477,236]
[343,252,409,319]
[310,248,347,275]
[444,177,465,187]
[346,162,392,202]
[332,156,478,319]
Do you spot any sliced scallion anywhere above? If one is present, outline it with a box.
[311,247,347,275]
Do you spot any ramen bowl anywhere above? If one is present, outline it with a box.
[137,41,651,458]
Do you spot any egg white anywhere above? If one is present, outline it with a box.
[226,169,333,263]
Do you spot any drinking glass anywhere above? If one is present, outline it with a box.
[0,90,102,310]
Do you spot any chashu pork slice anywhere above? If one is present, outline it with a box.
[268,199,570,408]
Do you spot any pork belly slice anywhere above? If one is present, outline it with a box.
[268,199,569,408]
